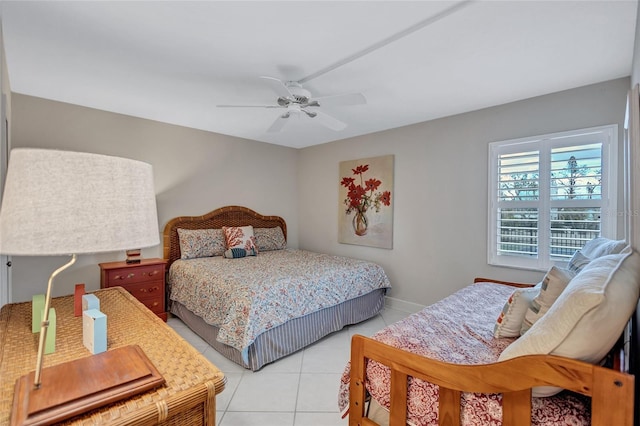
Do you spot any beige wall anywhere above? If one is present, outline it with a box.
[0,17,11,307]
[9,95,299,302]
[8,78,631,307]
[632,2,640,87]
[298,78,630,308]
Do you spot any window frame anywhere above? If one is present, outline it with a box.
[488,124,618,271]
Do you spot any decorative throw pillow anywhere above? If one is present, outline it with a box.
[567,250,591,274]
[222,225,258,255]
[223,248,254,259]
[177,228,226,259]
[520,266,574,334]
[494,286,539,338]
[254,227,286,251]
[499,251,640,397]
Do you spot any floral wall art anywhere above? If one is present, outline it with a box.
[339,155,394,248]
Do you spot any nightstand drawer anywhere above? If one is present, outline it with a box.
[99,258,168,321]
[119,280,163,300]
[132,293,164,314]
[104,264,164,286]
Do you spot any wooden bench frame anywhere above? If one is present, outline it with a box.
[348,279,637,426]
[349,335,634,426]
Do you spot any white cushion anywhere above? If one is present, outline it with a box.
[499,250,640,396]
[520,267,574,334]
[494,286,539,338]
[580,237,628,259]
[564,238,628,274]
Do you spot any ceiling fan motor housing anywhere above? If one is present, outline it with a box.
[284,81,311,103]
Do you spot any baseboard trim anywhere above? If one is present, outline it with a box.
[384,296,425,314]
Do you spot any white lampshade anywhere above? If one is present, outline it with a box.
[0,149,159,255]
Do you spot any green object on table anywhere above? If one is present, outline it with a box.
[32,294,45,333]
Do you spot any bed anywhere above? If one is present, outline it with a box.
[339,238,640,425]
[163,205,391,371]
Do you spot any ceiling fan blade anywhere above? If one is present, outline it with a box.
[217,104,282,108]
[267,113,290,133]
[311,92,367,107]
[259,76,294,99]
[313,111,347,131]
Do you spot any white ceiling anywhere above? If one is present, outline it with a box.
[1,1,637,149]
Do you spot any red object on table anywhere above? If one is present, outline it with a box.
[74,284,85,317]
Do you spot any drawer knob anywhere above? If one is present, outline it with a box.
[139,286,160,293]
[144,270,160,277]
[114,273,135,280]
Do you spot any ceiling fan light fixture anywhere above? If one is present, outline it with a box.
[288,104,302,114]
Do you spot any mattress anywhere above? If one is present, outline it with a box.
[168,248,391,370]
[338,283,591,425]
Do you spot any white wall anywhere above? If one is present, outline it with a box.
[298,78,630,307]
[9,95,299,302]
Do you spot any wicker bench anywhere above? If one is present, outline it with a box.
[0,287,226,425]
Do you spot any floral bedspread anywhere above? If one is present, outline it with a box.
[337,283,591,426]
[169,249,391,355]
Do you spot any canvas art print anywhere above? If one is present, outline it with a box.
[339,155,393,248]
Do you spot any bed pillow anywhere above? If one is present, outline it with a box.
[177,228,226,259]
[499,250,640,397]
[494,286,539,338]
[520,266,574,334]
[254,227,286,251]
[223,225,258,255]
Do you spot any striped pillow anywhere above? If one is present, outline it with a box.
[223,248,255,259]
[494,286,539,338]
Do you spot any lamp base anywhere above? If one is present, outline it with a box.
[125,249,142,264]
[11,345,165,426]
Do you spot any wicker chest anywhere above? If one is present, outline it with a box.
[0,287,225,425]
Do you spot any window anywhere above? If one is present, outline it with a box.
[488,125,618,270]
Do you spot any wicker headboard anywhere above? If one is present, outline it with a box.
[162,205,287,268]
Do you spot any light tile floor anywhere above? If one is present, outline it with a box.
[167,307,411,426]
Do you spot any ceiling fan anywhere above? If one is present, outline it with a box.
[217,76,366,133]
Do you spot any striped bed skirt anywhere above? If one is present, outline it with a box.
[170,288,387,371]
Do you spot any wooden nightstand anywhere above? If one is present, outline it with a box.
[99,258,168,321]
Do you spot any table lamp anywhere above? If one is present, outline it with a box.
[0,148,162,424]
